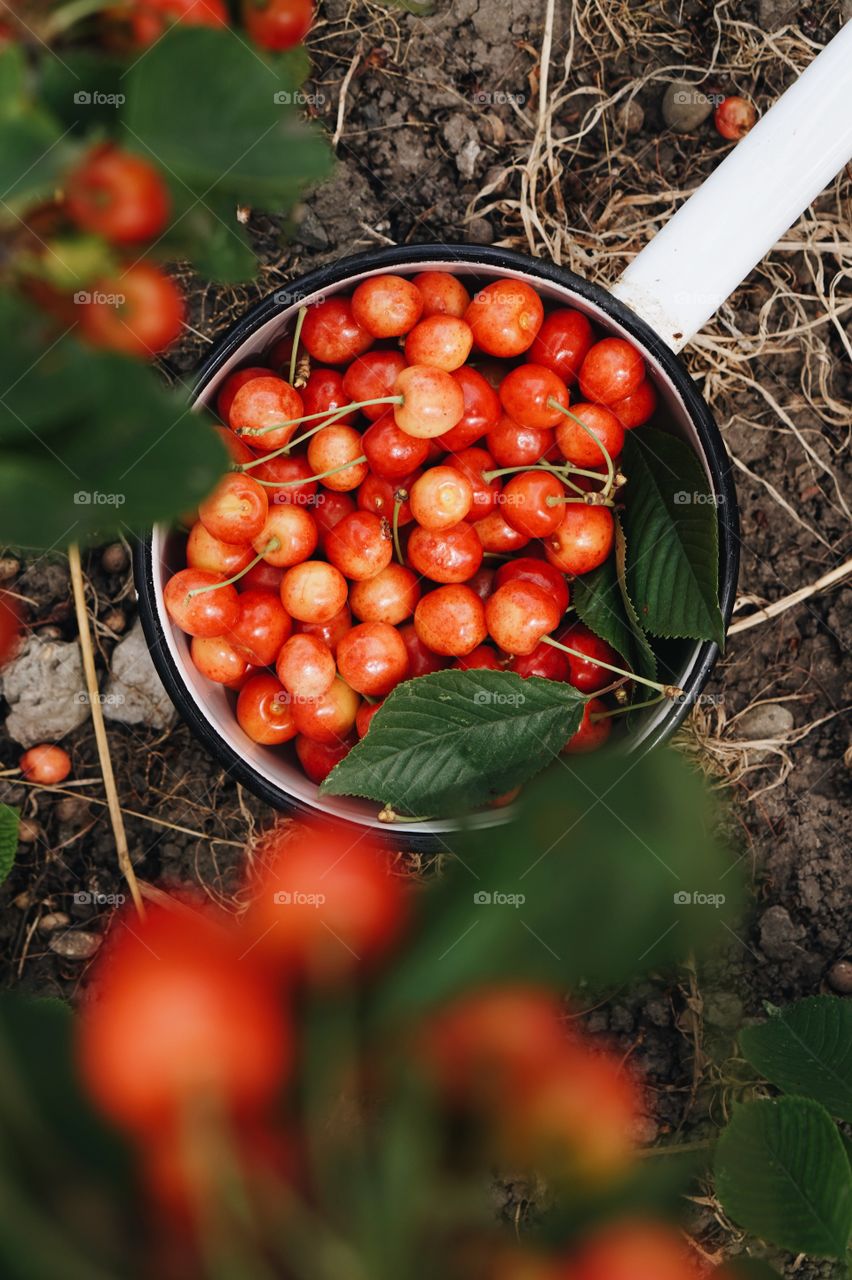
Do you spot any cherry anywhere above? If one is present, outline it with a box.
[455,644,503,671]
[445,446,500,517]
[265,332,293,374]
[191,634,248,685]
[301,367,359,426]
[394,366,465,439]
[557,622,621,692]
[19,744,71,784]
[337,621,410,696]
[301,297,373,365]
[555,401,624,470]
[465,280,544,357]
[291,676,359,745]
[295,603,352,655]
[564,700,610,754]
[409,465,473,531]
[242,0,313,50]
[236,673,297,744]
[528,307,595,383]
[486,414,556,468]
[295,732,356,782]
[356,700,384,737]
[715,95,757,141]
[199,472,268,544]
[407,521,483,583]
[276,633,336,700]
[306,425,368,491]
[240,559,284,593]
[342,351,406,421]
[466,565,496,601]
[230,376,304,453]
[500,470,566,539]
[165,568,240,637]
[80,263,184,357]
[578,338,645,405]
[399,622,451,675]
[414,585,487,656]
[357,473,415,524]
[567,1223,699,1280]
[473,510,530,554]
[66,144,169,245]
[252,453,317,507]
[351,274,423,338]
[544,504,614,575]
[128,0,228,44]
[313,490,356,547]
[485,580,561,655]
[227,588,292,666]
[363,411,430,480]
[215,424,257,468]
[325,511,393,581]
[437,366,501,451]
[412,271,471,318]
[280,560,348,623]
[187,521,254,577]
[611,379,656,428]
[249,506,315,567]
[216,366,269,423]
[509,641,569,681]
[495,557,570,615]
[499,364,570,429]
[404,315,474,371]
[349,564,420,625]
[0,591,21,669]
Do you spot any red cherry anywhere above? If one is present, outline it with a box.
[294,604,352,656]
[499,364,570,429]
[555,402,624,470]
[229,376,304,453]
[251,505,318,567]
[610,379,656,429]
[242,0,313,50]
[301,367,359,426]
[528,307,595,383]
[128,0,228,44]
[66,144,169,245]
[473,510,530,554]
[445,446,500,517]
[714,95,757,141]
[276,633,336,700]
[407,521,483,583]
[437,366,501,452]
[301,297,373,365]
[412,271,471,318]
[349,564,421,625]
[199,472,268,545]
[394,366,465,439]
[399,622,451,675]
[252,453,317,508]
[80,263,184,357]
[19,744,71,784]
[337,621,410,696]
[486,413,556,468]
[544,505,614,576]
[280,560,348,623]
[313,490,356,547]
[363,411,430,480]
[464,280,544,357]
[454,645,503,671]
[215,424,257,467]
[295,733,356,782]
[187,521,254,578]
[236,674,297,745]
[509,641,569,681]
[227,588,292,666]
[291,676,359,745]
[500,470,566,539]
[567,1222,698,1280]
[164,568,240,637]
[306,425,368,492]
[404,315,474,371]
[495,557,570,615]
[485,580,561,656]
[356,700,384,737]
[414,585,487,657]
[465,565,496,601]
[191,634,248,685]
[357,473,416,524]
[557,622,621,692]
[240,559,284,593]
[216,366,269,422]
[342,350,406,420]
[352,274,423,338]
[578,338,645,405]
[325,511,393,581]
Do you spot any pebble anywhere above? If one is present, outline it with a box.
[49,930,102,960]
[101,608,126,635]
[737,702,795,740]
[661,81,714,132]
[16,817,42,844]
[827,960,852,995]
[704,991,744,1029]
[101,543,129,574]
[38,911,70,933]
[56,795,91,824]
[0,636,89,748]
[0,556,20,580]
[102,618,176,730]
[759,905,803,961]
[466,216,495,245]
[617,99,645,134]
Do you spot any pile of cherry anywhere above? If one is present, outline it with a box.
[164,272,659,789]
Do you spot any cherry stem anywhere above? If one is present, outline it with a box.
[186,540,280,596]
[546,493,614,508]
[391,491,406,566]
[237,402,359,472]
[288,307,307,387]
[482,461,607,485]
[541,635,683,698]
[590,694,665,721]
[253,457,366,489]
[43,0,112,37]
[546,397,616,496]
[238,395,402,439]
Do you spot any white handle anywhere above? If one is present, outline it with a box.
[611,20,852,352]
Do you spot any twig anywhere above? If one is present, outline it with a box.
[332,45,362,149]
[728,558,852,634]
[67,544,145,918]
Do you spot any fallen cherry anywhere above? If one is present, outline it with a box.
[19,744,71,784]
[715,95,757,141]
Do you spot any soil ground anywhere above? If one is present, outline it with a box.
[1,1,850,1273]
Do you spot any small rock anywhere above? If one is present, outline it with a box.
[101,543,129,574]
[38,911,70,933]
[661,81,714,132]
[16,817,42,844]
[704,991,744,1029]
[13,890,34,910]
[36,625,64,642]
[737,702,795,740]
[0,556,20,580]
[828,960,852,995]
[442,114,482,179]
[644,997,671,1027]
[17,559,70,610]
[49,930,102,960]
[294,205,330,251]
[466,216,495,245]
[759,905,803,961]
[102,618,176,730]
[757,0,798,30]
[1,636,88,748]
[617,99,645,134]
[56,795,90,824]
[101,608,126,635]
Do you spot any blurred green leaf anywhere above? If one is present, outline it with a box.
[715,1097,852,1258]
[0,805,18,885]
[713,1262,785,1280]
[740,996,852,1122]
[39,51,128,136]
